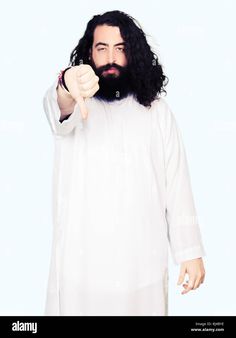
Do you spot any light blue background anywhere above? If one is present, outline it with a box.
[0,0,235,315]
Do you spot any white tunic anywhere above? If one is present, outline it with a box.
[43,79,205,316]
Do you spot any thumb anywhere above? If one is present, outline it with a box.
[76,95,88,120]
[177,264,186,285]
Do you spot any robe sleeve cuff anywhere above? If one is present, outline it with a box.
[171,244,206,265]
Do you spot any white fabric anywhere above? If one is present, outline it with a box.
[43,79,205,316]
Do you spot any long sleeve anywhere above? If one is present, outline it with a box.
[163,101,205,264]
[43,79,84,136]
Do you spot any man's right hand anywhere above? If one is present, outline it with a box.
[64,65,100,120]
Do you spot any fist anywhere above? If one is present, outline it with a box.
[63,65,99,120]
[64,64,99,101]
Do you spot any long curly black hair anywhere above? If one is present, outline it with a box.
[69,10,168,107]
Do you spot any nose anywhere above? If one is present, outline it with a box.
[108,48,116,64]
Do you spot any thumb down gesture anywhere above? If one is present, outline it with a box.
[64,65,100,120]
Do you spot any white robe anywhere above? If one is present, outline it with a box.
[43,79,205,316]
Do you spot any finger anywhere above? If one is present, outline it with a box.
[80,83,100,98]
[193,277,202,290]
[181,279,195,295]
[177,265,186,285]
[78,71,97,84]
[79,76,99,92]
[76,64,93,77]
[201,271,206,284]
[181,279,194,294]
[88,83,100,97]
[76,96,88,120]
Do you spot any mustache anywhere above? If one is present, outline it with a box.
[96,63,126,73]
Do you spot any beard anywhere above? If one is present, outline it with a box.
[90,60,133,102]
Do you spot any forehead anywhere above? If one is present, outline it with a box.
[93,25,124,44]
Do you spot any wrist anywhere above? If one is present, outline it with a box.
[58,67,72,95]
[56,83,76,117]
[56,82,74,100]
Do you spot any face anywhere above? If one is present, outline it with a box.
[90,24,133,102]
[91,25,128,78]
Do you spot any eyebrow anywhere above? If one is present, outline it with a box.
[94,42,126,48]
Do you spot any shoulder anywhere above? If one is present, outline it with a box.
[150,96,176,133]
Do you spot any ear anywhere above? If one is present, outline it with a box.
[89,48,92,60]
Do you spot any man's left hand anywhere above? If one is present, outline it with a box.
[177,258,205,295]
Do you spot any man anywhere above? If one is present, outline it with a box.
[43,10,205,316]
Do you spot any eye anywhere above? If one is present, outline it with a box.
[97,47,106,51]
[116,47,125,52]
